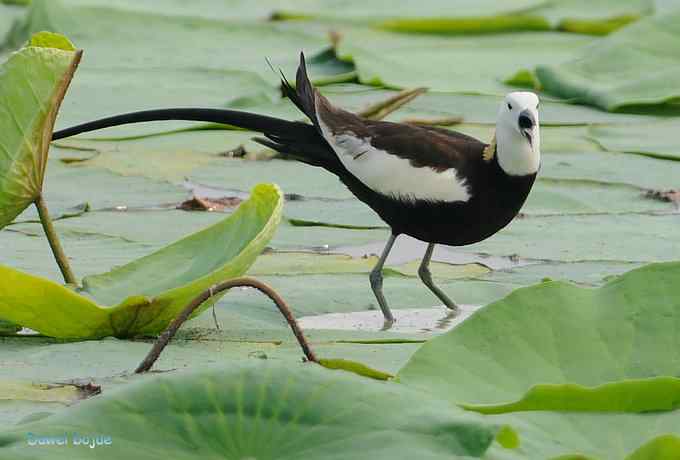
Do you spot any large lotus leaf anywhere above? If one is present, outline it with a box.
[535,10,680,110]
[0,32,80,228]
[23,0,291,21]
[8,0,331,84]
[335,27,590,94]
[527,0,652,29]
[540,150,680,190]
[479,410,680,459]
[396,262,680,458]
[589,120,680,161]
[273,0,650,35]
[250,251,489,278]
[0,329,420,425]
[462,381,680,458]
[0,183,282,338]
[53,0,647,31]
[398,262,680,405]
[2,0,353,139]
[465,213,680,263]
[0,363,515,459]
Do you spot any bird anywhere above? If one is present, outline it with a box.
[52,52,540,325]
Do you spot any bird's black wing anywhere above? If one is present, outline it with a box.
[314,93,487,175]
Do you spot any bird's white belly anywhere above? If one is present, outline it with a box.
[321,128,471,203]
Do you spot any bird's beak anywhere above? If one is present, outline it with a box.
[518,109,536,146]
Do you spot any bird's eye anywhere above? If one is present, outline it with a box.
[507,103,512,110]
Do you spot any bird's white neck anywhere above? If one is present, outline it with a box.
[494,122,540,177]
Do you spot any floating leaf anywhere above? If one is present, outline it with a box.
[0,183,282,338]
[334,27,590,93]
[0,363,514,459]
[274,0,649,35]
[0,0,357,139]
[398,262,680,405]
[535,10,680,110]
[0,32,80,228]
[589,120,680,161]
[397,262,680,458]
[250,251,490,279]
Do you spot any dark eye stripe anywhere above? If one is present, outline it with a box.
[507,103,512,110]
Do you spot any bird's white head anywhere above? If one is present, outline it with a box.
[495,91,540,177]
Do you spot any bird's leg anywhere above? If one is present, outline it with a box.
[418,243,459,313]
[369,234,397,325]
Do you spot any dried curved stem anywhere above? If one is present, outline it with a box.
[358,87,427,120]
[135,277,317,373]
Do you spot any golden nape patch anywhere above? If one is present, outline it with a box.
[483,133,496,162]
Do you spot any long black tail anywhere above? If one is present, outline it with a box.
[51,53,342,173]
[51,108,310,141]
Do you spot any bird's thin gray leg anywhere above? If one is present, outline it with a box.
[418,243,459,312]
[369,234,397,324]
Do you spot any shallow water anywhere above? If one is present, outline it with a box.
[298,304,482,334]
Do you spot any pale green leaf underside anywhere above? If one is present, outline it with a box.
[0,33,78,228]
[0,183,282,338]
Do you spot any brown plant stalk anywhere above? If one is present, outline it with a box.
[135,277,317,373]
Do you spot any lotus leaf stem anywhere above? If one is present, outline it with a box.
[35,194,77,286]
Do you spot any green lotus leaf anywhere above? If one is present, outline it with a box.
[0,32,80,229]
[5,0,345,139]
[0,363,515,459]
[398,262,680,404]
[397,262,680,458]
[273,0,649,34]
[479,409,680,459]
[250,251,490,279]
[589,120,680,161]
[535,10,680,110]
[0,183,282,338]
[335,27,590,94]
